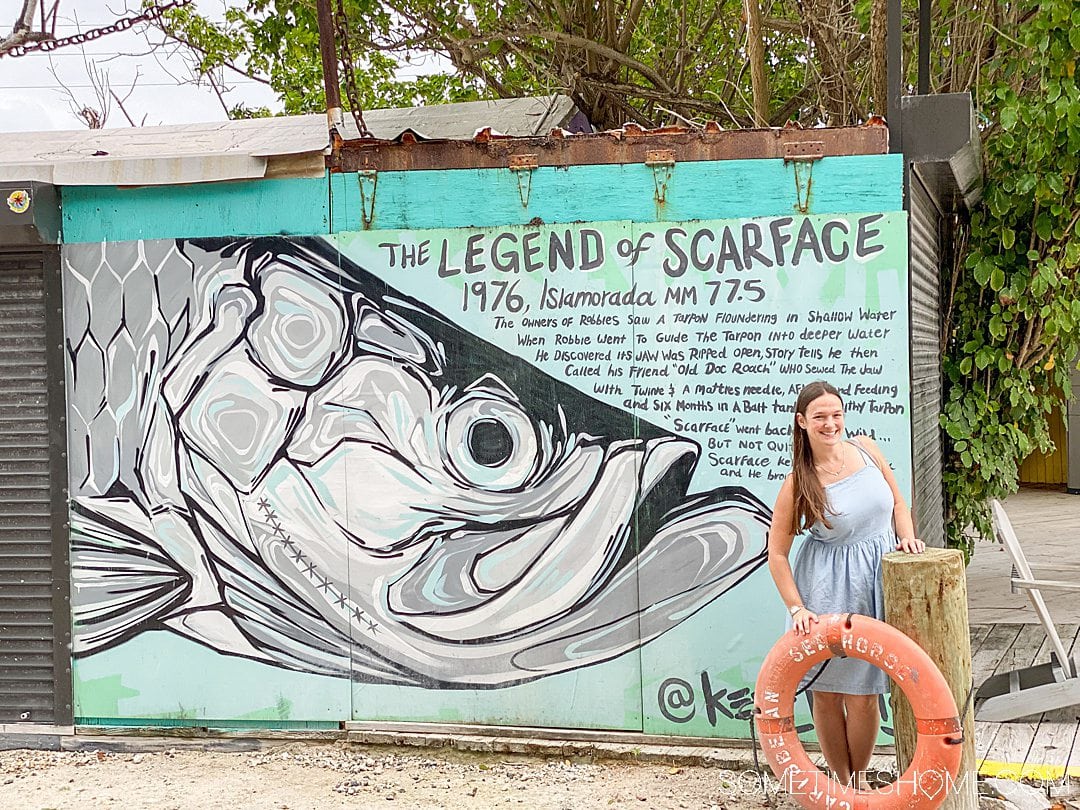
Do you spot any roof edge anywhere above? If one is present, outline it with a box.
[329,123,890,173]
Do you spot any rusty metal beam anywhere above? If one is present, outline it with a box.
[329,124,889,173]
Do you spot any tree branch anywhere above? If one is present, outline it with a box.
[456,27,676,93]
[0,0,45,52]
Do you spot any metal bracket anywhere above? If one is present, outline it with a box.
[646,149,676,205]
[357,169,377,228]
[784,142,822,213]
[509,154,538,207]
[792,160,814,214]
[782,140,825,162]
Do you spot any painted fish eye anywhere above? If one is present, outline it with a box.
[467,419,514,467]
[441,388,543,491]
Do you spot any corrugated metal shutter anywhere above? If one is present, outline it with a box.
[0,248,70,725]
[908,171,946,547]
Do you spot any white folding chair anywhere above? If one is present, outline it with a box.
[973,499,1080,722]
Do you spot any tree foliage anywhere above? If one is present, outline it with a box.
[158,0,901,129]
[158,0,1078,553]
[938,0,1080,552]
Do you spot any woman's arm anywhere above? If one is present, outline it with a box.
[854,435,925,553]
[768,475,819,633]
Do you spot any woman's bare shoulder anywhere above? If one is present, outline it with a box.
[851,434,889,465]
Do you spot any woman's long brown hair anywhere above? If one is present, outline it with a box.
[789,380,842,535]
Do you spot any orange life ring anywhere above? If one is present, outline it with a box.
[754,613,963,810]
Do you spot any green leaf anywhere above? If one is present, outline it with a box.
[1002,227,1015,249]
[989,314,1006,339]
[990,267,1006,291]
[1035,214,1054,241]
[945,420,965,440]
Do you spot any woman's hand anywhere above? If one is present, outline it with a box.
[895,537,926,553]
[792,606,819,635]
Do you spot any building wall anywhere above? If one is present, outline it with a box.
[908,170,947,546]
[60,155,909,736]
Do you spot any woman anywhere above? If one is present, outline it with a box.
[767,380,925,789]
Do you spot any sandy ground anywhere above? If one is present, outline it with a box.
[0,743,797,810]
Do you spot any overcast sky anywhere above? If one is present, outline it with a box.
[0,0,428,133]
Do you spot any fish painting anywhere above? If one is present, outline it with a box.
[65,236,771,687]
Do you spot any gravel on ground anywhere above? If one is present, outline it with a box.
[0,742,796,810]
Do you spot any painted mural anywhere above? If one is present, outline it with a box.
[64,213,910,731]
[65,235,771,686]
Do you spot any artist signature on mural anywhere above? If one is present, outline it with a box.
[657,671,816,730]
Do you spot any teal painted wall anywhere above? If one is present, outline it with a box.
[62,176,331,242]
[60,153,908,740]
[62,155,902,243]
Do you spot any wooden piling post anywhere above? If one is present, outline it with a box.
[882,548,977,810]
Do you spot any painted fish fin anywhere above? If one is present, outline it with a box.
[71,497,193,655]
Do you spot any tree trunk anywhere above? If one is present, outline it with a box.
[869,0,887,114]
[744,0,770,126]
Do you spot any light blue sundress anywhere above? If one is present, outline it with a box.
[791,439,896,695]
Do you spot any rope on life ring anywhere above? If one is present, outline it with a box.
[753,614,963,810]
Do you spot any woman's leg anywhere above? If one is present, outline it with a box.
[842,694,880,788]
[810,691,852,784]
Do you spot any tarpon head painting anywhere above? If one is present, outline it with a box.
[66,236,770,687]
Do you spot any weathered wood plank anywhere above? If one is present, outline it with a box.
[990,722,1038,773]
[1024,720,1079,779]
[970,625,994,654]
[61,736,268,753]
[974,624,1019,765]
[981,625,1079,773]
[1066,719,1080,778]
[1027,625,1080,779]
[971,624,1023,688]
[975,624,1046,763]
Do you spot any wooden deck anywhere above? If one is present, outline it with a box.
[967,489,1080,625]
[971,623,1080,780]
